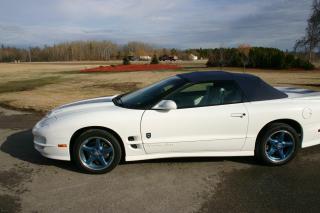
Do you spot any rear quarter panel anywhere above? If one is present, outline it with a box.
[243,98,320,150]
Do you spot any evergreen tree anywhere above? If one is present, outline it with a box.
[150,54,159,64]
[123,57,130,65]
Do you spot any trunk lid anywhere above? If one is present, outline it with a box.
[276,87,320,100]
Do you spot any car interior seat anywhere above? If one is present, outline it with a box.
[200,86,224,106]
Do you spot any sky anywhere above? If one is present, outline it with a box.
[0,0,313,50]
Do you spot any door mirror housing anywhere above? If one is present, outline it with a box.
[152,100,177,110]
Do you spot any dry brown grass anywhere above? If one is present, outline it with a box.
[0,62,319,112]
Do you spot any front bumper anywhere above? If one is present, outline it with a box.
[32,123,71,161]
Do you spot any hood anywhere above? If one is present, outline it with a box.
[48,95,117,118]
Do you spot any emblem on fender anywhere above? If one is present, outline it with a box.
[146,133,151,139]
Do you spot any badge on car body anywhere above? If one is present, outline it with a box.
[146,133,151,139]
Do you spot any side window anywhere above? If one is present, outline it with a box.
[212,81,243,105]
[166,81,243,109]
[166,82,213,108]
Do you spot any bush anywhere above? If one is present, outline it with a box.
[248,47,287,69]
[150,54,159,64]
[122,57,130,65]
[293,58,315,70]
[302,61,315,70]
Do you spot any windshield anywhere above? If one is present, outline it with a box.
[113,76,186,109]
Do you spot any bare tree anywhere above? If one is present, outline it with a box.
[294,0,320,61]
[28,47,32,62]
[218,47,225,70]
[238,44,251,72]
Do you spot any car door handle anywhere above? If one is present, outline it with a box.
[231,113,246,118]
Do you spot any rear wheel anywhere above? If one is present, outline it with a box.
[255,123,300,166]
[73,129,122,174]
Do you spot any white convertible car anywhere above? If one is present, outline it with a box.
[33,71,320,173]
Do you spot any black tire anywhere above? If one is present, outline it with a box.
[72,129,122,174]
[255,123,300,166]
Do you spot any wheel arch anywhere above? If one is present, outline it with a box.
[256,119,303,147]
[69,126,126,162]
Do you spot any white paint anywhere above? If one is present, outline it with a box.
[32,88,320,162]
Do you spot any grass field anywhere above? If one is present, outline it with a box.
[0,61,319,112]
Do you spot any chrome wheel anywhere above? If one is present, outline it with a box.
[79,137,114,170]
[265,130,295,163]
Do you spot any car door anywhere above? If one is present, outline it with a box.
[141,81,249,154]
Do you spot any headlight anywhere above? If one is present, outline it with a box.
[34,135,46,144]
[39,116,57,127]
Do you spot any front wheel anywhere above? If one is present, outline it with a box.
[255,123,300,166]
[73,129,122,174]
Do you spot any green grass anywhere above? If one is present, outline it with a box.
[0,76,62,94]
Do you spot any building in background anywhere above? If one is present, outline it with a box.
[189,54,198,61]
[139,56,152,61]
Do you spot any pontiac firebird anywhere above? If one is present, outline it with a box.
[33,71,320,173]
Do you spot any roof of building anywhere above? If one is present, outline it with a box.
[177,71,288,101]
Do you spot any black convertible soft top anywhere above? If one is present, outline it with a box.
[177,71,288,102]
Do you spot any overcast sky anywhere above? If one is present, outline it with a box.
[0,0,313,50]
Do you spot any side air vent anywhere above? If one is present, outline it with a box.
[128,136,135,141]
[130,144,138,149]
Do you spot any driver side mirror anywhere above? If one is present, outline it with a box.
[152,100,177,110]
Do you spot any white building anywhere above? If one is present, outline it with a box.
[139,56,152,61]
[189,54,198,61]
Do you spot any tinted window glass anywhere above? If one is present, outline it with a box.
[166,81,243,109]
[116,76,185,109]
[217,81,243,105]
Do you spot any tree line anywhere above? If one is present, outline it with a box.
[203,47,314,70]
[0,42,315,70]
[0,41,187,62]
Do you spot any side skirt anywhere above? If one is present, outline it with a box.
[126,151,254,161]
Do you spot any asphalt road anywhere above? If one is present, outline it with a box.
[1,106,320,213]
